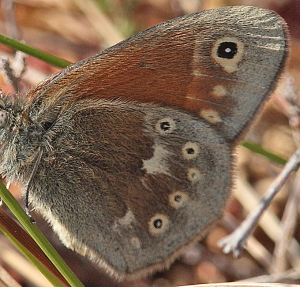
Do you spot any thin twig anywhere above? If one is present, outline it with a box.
[268,73,300,273]
[271,168,300,273]
[218,147,300,256]
[0,0,26,93]
[222,213,272,269]
[273,74,300,145]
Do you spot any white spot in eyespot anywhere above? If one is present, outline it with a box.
[156,117,176,135]
[211,36,244,73]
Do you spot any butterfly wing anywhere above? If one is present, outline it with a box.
[20,5,289,278]
[26,5,288,142]
[29,99,231,277]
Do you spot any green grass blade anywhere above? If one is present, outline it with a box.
[242,141,287,165]
[0,34,72,68]
[0,182,84,287]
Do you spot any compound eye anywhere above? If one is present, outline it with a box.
[0,98,5,110]
[0,110,8,128]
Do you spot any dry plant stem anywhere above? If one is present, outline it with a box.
[0,242,53,287]
[1,0,21,40]
[218,147,300,256]
[180,283,297,287]
[240,268,300,283]
[0,51,27,94]
[73,0,124,48]
[284,75,300,133]
[222,213,272,268]
[0,53,26,94]
[0,264,22,287]
[271,169,300,273]
[11,50,27,80]
[274,74,300,144]
[235,176,300,269]
[269,73,300,273]
[0,56,22,92]
[171,0,202,15]
[1,0,26,93]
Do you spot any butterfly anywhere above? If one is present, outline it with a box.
[0,5,288,279]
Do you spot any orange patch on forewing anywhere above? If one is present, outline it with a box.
[199,109,222,124]
[184,79,234,116]
[185,39,236,116]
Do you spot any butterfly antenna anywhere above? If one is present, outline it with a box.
[25,147,43,223]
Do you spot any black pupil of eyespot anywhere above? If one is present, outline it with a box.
[217,42,238,59]
[186,148,194,154]
[174,195,182,202]
[153,219,162,229]
[160,122,171,131]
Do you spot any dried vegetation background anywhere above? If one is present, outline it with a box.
[0,0,300,286]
